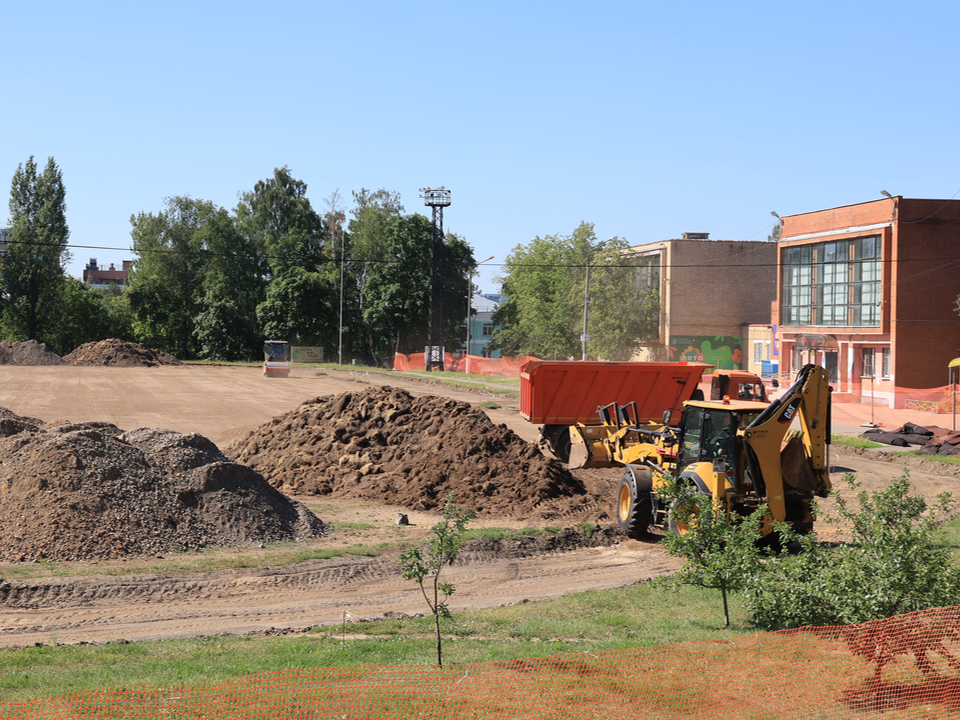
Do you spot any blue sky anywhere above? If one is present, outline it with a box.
[3,0,958,294]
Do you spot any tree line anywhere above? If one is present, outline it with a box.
[2,160,475,364]
[2,156,659,363]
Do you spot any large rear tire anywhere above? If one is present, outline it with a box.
[617,466,653,540]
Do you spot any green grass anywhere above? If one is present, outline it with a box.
[7,493,960,703]
[831,433,883,449]
[887,450,960,466]
[0,582,753,701]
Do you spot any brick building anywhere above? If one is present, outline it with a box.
[83,258,132,288]
[775,196,960,407]
[624,234,778,369]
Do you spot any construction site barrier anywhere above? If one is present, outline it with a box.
[8,605,960,718]
[393,352,541,377]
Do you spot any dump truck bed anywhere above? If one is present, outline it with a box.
[519,361,714,426]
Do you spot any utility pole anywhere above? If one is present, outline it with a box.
[420,187,451,371]
[581,263,591,361]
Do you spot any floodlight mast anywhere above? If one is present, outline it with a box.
[419,186,451,371]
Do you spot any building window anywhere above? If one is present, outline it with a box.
[753,341,764,364]
[482,324,494,336]
[881,347,891,378]
[634,254,660,290]
[781,235,881,327]
[862,348,876,378]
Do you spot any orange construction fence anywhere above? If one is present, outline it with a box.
[8,605,960,718]
[394,352,540,377]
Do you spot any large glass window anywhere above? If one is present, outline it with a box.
[781,236,881,327]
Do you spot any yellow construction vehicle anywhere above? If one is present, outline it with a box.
[568,364,832,539]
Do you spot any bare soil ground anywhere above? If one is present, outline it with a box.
[0,364,950,647]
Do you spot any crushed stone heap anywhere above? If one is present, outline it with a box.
[0,408,326,562]
[0,340,66,366]
[64,339,183,367]
[230,386,588,518]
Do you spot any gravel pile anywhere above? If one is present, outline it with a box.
[0,409,326,561]
[0,340,66,366]
[230,386,589,518]
[64,339,183,367]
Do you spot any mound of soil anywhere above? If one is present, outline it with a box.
[0,409,326,562]
[0,340,66,366]
[230,386,589,519]
[64,339,183,367]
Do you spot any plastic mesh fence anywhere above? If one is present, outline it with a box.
[7,605,960,719]
[393,352,540,377]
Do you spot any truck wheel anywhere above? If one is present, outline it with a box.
[617,466,653,540]
[552,427,572,464]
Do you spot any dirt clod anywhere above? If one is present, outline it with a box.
[64,339,183,367]
[231,387,589,519]
[0,408,325,562]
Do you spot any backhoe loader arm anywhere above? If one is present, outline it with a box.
[741,364,832,523]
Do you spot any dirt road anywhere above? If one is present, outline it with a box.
[0,364,950,647]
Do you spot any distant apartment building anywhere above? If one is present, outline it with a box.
[0,227,8,258]
[623,233,778,369]
[83,258,132,288]
[465,293,502,358]
[775,196,960,406]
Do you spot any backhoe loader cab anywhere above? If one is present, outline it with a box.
[571,364,832,539]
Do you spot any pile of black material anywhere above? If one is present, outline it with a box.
[861,422,960,456]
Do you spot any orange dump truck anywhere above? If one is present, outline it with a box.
[519,361,715,462]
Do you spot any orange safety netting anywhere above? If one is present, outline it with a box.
[8,606,960,719]
[393,352,540,377]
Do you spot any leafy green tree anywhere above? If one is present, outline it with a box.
[746,473,960,629]
[360,214,472,365]
[588,239,661,360]
[236,168,335,352]
[399,493,476,667]
[492,223,657,360]
[127,196,215,359]
[657,477,770,628]
[48,277,121,355]
[236,166,327,277]
[2,156,70,346]
[194,206,267,360]
[256,269,336,348]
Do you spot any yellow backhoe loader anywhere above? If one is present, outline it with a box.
[568,364,832,539]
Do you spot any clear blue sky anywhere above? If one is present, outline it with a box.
[3,0,958,294]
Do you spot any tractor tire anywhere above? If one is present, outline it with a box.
[617,466,653,540]
[667,487,712,536]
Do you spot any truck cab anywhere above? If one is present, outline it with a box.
[709,369,767,403]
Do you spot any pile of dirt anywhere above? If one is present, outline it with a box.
[64,339,183,367]
[0,340,66,366]
[0,408,326,562]
[230,387,591,519]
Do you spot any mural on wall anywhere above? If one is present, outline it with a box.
[667,336,743,370]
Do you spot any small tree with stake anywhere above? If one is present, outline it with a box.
[657,476,774,628]
[399,493,476,666]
